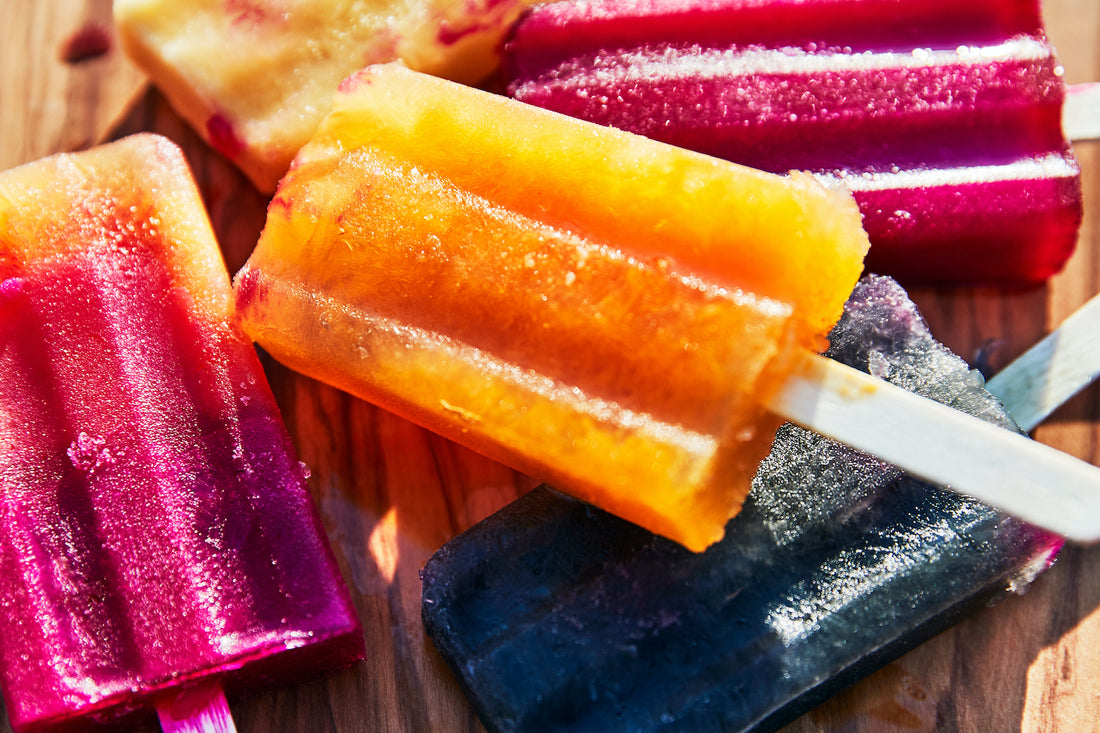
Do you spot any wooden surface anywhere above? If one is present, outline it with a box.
[2,1,1099,731]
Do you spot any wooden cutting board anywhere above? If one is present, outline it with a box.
[2,1,1098,731]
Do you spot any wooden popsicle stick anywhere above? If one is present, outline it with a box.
[156,684,238,733]
[766,351,1100,542]
[1064,82,1100,141]
[985,293,1100,432]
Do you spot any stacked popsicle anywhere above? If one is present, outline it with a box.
[0,134,364,732]
[234,63,1100,554]
[505,0,1084,285]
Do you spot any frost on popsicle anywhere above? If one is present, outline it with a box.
[233,63,870,552]
[0,134,363,733]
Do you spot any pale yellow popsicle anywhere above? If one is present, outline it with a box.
[115,0,538,192]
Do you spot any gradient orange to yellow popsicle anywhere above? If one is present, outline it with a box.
[233,64,870,551]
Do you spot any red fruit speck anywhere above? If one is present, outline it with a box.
[338,70,373,94]
[437,0,511,45]
[206,114,245,159]
[438,19,485,46]
[60,24,111,63]
[234,268,266,310]
[224,0,269,25]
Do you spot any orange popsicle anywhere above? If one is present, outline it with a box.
[114,0,539,192]
[233,63,870,551]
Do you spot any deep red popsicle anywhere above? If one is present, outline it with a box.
[0,134,364,732]
[506,0,1084,285]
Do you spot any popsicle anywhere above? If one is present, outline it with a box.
[233,62,871,552]
[234,62,1100,552]
[113,0,539,193]
[420,275,1065,733]
[0,134,364,732]
[504,0,1085,286]
[986,292,1100,431]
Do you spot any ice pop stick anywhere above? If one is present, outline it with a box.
[1064,83,1100,142]
[157,685,237,733]
[769,352,1100,541]
[985,293,1100,432]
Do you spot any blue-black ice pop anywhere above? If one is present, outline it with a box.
[421,275,1062,733]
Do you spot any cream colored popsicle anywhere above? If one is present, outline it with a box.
[114,0,538,192]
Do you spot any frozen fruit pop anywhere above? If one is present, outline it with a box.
[420,275,1065,733]
[114,0,539,193]
[505,0,1084,286]
[0,134,364,733]
[234,63,1100,551]
[233,62,871,552]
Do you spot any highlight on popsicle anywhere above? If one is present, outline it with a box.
[0,135,364,733]
[232,62,1100,552]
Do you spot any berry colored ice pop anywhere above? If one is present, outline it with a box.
[0,134,364,733]
[420,275,1065,733]
[232,62,871,552]
[114,0,538,193]
[504,0,1085,286]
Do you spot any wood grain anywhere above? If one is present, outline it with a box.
[2,0,1098,731]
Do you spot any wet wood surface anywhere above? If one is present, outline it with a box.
[2,0,1099,731]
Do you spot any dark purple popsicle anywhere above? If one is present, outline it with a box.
[421,275,1063,732]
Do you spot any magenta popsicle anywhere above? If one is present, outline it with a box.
[0,134,363,732]
[506,0,1084,285]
